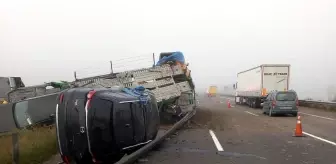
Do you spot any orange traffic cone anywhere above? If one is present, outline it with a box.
[293,115,304,137]
[227,100,231,108]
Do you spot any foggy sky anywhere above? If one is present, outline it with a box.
[0,0,335,100]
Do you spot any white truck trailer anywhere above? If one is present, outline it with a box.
[234,64,290,108]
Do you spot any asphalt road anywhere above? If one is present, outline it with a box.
[138,96,336,164]
[43,128,170,164]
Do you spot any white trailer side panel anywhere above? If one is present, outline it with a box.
[236,66,262,97]
[262,65,290,96]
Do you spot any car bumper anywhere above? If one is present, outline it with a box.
[271,108,298,114]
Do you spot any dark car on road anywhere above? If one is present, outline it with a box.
[262,90,299,117]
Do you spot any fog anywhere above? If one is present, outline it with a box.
[1,0,335,101]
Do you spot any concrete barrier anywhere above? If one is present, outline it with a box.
[0,104,18,133]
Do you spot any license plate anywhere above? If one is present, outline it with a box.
[280,107,292,109]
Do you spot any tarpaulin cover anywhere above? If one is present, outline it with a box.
[156,51,185,66]
[122,86,150,105]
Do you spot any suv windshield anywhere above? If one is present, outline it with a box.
[276,92,297,101]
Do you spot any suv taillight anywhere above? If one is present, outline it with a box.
[59,93,64,103]
[86,90,96,108]
[272,100,276,107]
[61,155,70,164]
[296,99,299,106]
[85,90,100,163]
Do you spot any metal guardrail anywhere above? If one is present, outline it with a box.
[298,100,336,111]
[116,106,197,164]
[299,100,336,104]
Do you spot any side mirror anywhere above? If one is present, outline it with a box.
[186,63,189,66]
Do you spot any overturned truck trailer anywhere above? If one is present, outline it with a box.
[72,52,196,121]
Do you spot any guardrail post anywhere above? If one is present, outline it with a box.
[74,71,77,81]
[152,53,155,67]
[12,132,19,164]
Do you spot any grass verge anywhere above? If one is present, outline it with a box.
[0,125,57,164]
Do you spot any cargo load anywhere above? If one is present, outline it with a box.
[72,52,196,120]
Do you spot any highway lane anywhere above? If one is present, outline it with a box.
[141,96,336,164]
[298,106,336,120]
[223,95,336,143]
[43,128,171,164]
[136,100,228,164]
[231,100,336,144]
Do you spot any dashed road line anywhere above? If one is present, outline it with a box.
[209,129,224,151]
[303,131,336,146]
[245,111,259,116]
[299,112,335,121]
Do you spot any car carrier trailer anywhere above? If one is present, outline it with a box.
[72,52,196,120]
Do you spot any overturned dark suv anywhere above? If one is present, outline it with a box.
[56,87,160,164]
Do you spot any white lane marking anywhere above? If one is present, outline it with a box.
[209,129,224,151]
[245,111,259,116]
[303,132,336,146]
[299,112,335,121]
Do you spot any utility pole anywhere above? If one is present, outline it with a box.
[110,61,113,74]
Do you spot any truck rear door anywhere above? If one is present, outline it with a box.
[262,66,289,93]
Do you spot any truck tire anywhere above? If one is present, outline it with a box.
[252,100,256,108]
